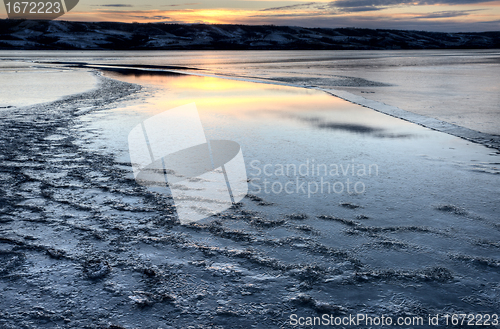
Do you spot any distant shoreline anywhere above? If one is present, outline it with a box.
[1,19,499,51]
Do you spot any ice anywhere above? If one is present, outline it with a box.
[0,67,97,108]
[0,52,499,328]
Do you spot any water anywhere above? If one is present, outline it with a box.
[2,49,499,134]
[74,68,500,304]
[1,51,499,328]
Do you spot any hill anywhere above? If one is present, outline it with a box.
[1,19,499,50]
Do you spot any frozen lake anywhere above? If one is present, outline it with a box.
[0,51,499,328]
[2,49,499,134]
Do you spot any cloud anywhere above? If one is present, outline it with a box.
[162,3,200,7]
[340,6,384,12]
[261,2,319,12]
[97,4,133,7]
[415,9,482,18]
[247,14,500,31]
[62,5,500,32]
[330,0,498,12]
[261,0,498,14]
[131,15,170,20]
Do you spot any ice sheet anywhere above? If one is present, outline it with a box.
[0,65,97,108]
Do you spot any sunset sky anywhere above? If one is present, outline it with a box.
[2,0,500,31]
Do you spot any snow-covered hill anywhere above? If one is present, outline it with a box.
[1,19,499,50]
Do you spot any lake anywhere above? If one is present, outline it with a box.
[0,50,499,328]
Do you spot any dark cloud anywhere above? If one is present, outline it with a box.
[253,7,482,21]
[251,12,332,18]
[261,2,318,12]
[340,6,384,12]
[162,3,199,7]
[98,4,133,7]
[131,15,170,20]
[244,14,500,32]
[263,0,497,14]
[416,9,482,18]
[330,0,498,12]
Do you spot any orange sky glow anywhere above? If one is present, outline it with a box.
[2,0,500,31]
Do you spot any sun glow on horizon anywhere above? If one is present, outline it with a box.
[1,0,498,31]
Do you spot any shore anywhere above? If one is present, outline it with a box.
[0,59,499,328]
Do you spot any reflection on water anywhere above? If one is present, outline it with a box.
[103,70,420,141]
[9,48,494,134]
[79,70,499,226]
[2,49,499,133]
[104,70,427,224]
[72,70,500,307]
[290,115,384,134]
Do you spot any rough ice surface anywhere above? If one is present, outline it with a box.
[0,55,499,328]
